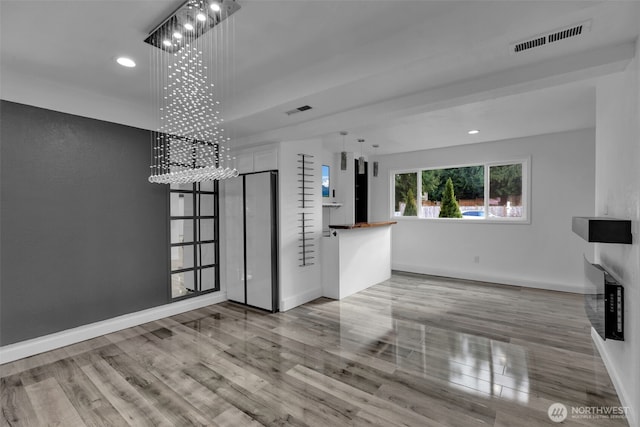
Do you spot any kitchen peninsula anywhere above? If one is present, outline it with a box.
[322,221,396,299]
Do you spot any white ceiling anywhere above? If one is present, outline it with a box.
[1,0,639,155]
[325,82,597,155]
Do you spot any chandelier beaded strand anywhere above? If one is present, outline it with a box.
[146,0,240,184]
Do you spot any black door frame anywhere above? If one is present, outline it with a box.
[235,170,279,313]
[354,160,368,223]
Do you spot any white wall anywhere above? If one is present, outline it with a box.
[278,139,324,310]
[594,37,640,427]
[369,128,596,293]
[321,147,356,228]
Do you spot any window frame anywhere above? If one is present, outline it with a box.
[390,157,530,224]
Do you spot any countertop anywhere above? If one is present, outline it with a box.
[328,221,397,229]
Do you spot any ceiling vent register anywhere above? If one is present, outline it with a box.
[511,20,591,54]
[285,105,313,116]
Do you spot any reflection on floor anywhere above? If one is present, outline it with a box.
[1,272,628,426]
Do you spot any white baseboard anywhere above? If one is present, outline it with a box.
[591,328,636,427]
[0,292,227,365]
[280,287,322,312]
[392,263,585,294]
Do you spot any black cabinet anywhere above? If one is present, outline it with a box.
[572,217,632,244]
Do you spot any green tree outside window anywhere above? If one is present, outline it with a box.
[439,177,462,218]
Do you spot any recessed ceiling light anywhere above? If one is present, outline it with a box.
[173,31,183,39]
[184,23,194,31]
[116,57,136,68]
[196,12,207,21]
[210,2,221,12]
[162,39,172,47]
[468,129,480,135]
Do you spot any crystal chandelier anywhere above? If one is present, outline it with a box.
[146,0,241,184]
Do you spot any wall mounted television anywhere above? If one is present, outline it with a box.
[584,255,624,341]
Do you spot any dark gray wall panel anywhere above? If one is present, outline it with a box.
[0,101,168,345]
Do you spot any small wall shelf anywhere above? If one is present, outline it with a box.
[322,202,343,208]
[572,217,632,244]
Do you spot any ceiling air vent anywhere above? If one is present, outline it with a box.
[548,24,584,43]
[285,105,312,116]
[510,20,591,54]
[514,36,546,53]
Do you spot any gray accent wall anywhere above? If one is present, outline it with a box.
[0,101,168,346]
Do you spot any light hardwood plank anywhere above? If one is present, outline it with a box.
[1,272,629,427]
[24,377,85,426]
[80,358,173,427]
[49,358,127,427]
[1,375,39,426]
[287,364,447,427]
[213,406,262,427]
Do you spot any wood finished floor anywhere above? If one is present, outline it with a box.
[1,273,628,426]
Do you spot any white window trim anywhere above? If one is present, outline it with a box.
[390,157,530,224]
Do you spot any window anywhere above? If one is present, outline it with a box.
[489,163,523,219]
[170,181,219,299]
[392,160,527,221]
[322,165,330,198]
[394,172,418,216]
